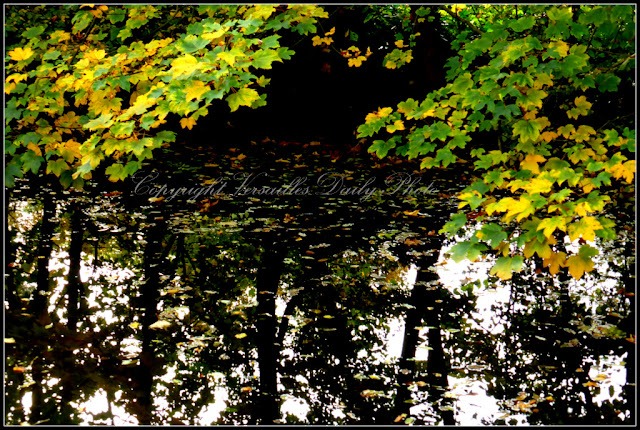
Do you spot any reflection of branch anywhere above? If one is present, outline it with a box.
[438,6,482,36]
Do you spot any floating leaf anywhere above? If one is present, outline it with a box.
[149,320,172,330]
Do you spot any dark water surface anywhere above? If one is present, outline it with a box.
[5,136,635,425]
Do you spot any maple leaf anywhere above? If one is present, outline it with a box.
[477,223,507,249]
[490,256,524,280]
[540,130,559,142]
[404,238,423,246]
[520,154,547,174]
[524,237,552,259]
[85,113,114,130]
[542,251,566,275]
[537,216,569,238]
[563,245,598,279]
[548,40,569,57]
[84,49,107,61]
[93,97,123,115]
[572,125,596,143]
[513,119,543,143]
[522,177,553,194]
[170,54,201,77]
[252,49,281,69]
[180,117,196,130]
[226,87,260,112]
[9,47,33,61]
[557,124,575,138]
[386,120,405,133]
[566,95,592,119]
[185,81,210,102]
[568,217,603,242]
[608,160,635,183]
[504,196,535,222]
[348,56,367,67]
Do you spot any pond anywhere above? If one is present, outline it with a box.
[4,133,635,425]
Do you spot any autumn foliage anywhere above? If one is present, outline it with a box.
[5,5,636,281]
[357,5,635,280]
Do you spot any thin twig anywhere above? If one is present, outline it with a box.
[438,6,483,36]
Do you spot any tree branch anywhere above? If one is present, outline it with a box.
[438,6,483,36]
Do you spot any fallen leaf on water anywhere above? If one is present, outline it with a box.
[149,320,172,330]
[394,414,407,423]
[235,333,248,339]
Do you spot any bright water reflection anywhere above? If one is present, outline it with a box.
[5,146,634,425]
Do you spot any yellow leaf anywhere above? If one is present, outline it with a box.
[6,73,28,84]
[235,333,248,339]
[27,143,42,157]
[566,95,592,120]
[180,117,197,130]
[540,131,559,142]
[608,160,635,183]
[348,56,366,67]
[403,209,420,216]
[149,320,172,330]
[170,54,201,77]
[537,216,568,238]
[386,119,405,133]
[9,47,33,62]
[563,250,596,280]
[557,124,575,139]
[548,40,569,57]
[84,49,106,61]
[377,107,393,118]
[504,196,534,222]
[325,27,336,36]
[543,251,566,275]
[395,40,407,48]
[574,201,593,217]
[568,217,602,242]
[582,381,599,387]
[523,177,553,194]
[520,154,547,174]
[129,322,140,329]
[185,81,210,102]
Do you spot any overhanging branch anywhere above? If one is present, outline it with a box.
[438,6,483,36]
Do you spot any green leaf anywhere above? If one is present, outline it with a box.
[441,213,467,235]
[111,121,135,138]
[85,114,114,131]
[430,122,452,141]
[510,16,536,32]
[449,238,487,262]
[368,139,396,159]
[252,49,281,69]
[105,163,128,182]
[490,256,524,280]
[20,151,44,174]
[451,73,474,93]
[46,159,69,177]
[513,119,543,143]
[226,88,260,112]
[478,223,507,249]
[595,73,621,93]
[5,159,23,187]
